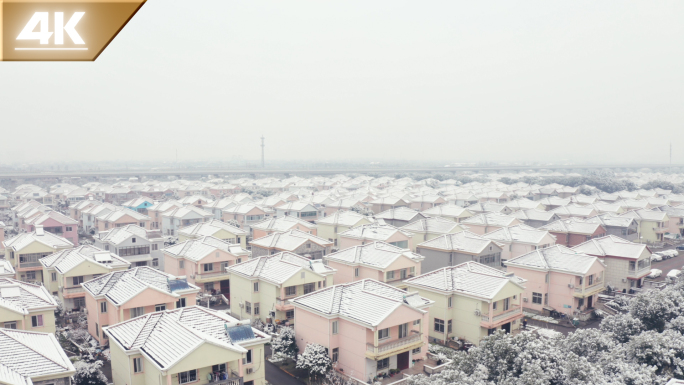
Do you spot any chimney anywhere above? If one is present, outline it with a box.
[35,225,44,236]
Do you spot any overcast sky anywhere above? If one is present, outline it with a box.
[1,1,683,165]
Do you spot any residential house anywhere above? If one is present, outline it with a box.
[146,200,183,231]
[162,205,214,236]
[0,259,15,278]
[409,194,446,211]
[0,329,75,385]
[202,198,239,220]
[505,245,606,320]
[3,228,73,284]
[540,219,607,247]
[323,198,365,216]
[620,209,670,243]
[538,197,571,210]
[375,207,429,227]
[0,278,58,333]
[274,201,320,223]
[369,196,411,214]
[511,209,561,228]
[421,204,474,223]
[652,205,684,237]
[25,211,79,245]
[466,202,513,215]
[399,217,467,251]
[80,202,119,232]
[226,252,335,323]
[405,262,525,345]
[478,191,510,203]
[324,242,423,288]
[573,235,652,292]
[163,236,248,296]
[550,204,598,220]
[221,204,269,232]
[122,197,155,214]
[40,245,130,311]
[446,193,479,207]
[250,230,333,259]
[338,223,413,250]
[95,208,151,232]
[83,267,200,345]
[583,214,639,241]
[178,195,213,208]
[94,225,165,269]
[506,199,546,211]
[251,216,317,240]
[316,210,374,249]
[291,279,433,382]
[104,306,270,385]
[460,212,521,235]
[483,224,557,263]
[416,231,504,273]
[178,219,249,249]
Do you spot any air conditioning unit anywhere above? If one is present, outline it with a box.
[568,284,574,289]
[245,368,253,375]
[523,297,529,302]
[474,309,481,316]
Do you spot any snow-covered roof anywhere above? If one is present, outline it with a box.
[421,204,473,219]
[3,231,73,252]
[572,235,649,260]
[0,260,16,278]
[324,241,423,268]
[24,210,77,226]
[339,223,410,242]
[511,208,559,222]
[506,245,603,275]
[250,229,332,251]
[163,236,248,262]
[316,210,371,227]
[540,219,604,235]
[400,217,465,235]
[0,278,57,315]
[405,262,525,300]
[228,251,335,285]
[82,267,199,305]
[40,245,130,274]
[161,205,213,219]
[96,225,160,245]
[483,224,555,245]
[375,207,426,222]
[418,231,501,254]
[178,219,248,237]
[0,329,75,381]
[251,216,316,232]
[461,212,519,227]
[104,306,269,371]
[291,279,432,327]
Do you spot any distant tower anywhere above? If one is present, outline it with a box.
[261,136,265,169]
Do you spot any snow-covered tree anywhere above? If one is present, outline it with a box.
[271,327,298,360]
[53,295,64,318]
[73,360,108,385]
[296,343,332,382]
[599,314,644,343]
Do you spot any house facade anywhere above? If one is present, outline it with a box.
[0,278,58,334]
[416,231,504,273]
[93,225,166,270]
[3,228,74,284]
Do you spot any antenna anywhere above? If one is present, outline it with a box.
[261,136,265,169]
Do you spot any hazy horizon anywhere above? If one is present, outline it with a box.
[1,1,683,164]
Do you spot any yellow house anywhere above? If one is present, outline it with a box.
[399,217,467,251]
[178,219,249,249]
[0,278,58,334]
[3,227,73,284]
[315,210,373,248]
[40,245,130,311]
[226,252,336,324]
[404,262,526,346]
[621,209,670,243]
[0,329,76,385]
[104,306,270,385]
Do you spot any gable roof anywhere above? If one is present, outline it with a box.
[540,219,604,235]
[291,279,432,327]
[24,211,78,226]
[483,224,556,245]
[228,251,335,284]
[0,278,57,315]
[572,235,649,260]
[251,216,316,232]
[3,231,73,252]
[316,210,371,227]
[0,329,75,380]
[506,245,603,275]
[96,225,160,245]
[375,207,425,222]
[324,242,423,268]
[400,217,465,234]
[39,245,130,274]
[421,204,473,219]
[339,223,410,242]
[418,230,501,254]
[250,229,332,251]
[161,205,213,219]
[163,236,248,262]
[461,212,519,227]
[405,262,525,300]
[178,219,248,237]
[511,208,559,222]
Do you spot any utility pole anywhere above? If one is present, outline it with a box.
[261,136,265,169]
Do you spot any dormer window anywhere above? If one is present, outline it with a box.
[132,238,136,243]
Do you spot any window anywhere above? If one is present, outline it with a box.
[176,298,186,308]
[254,303,260,315]
[377,358,390,370]
[132,237,136,243]
[51,272,57,282]
[155,304,166,312]
[447,320,452,333]
[246,349,253,364]
[152,244,158,251]
[400,269,407,279]
[588,275,594,285]
[4,322,17,329]
[179,260,185,269]
[254,282,259,292]
[130,307,144,318]
[286,310,294,319]
[332,348,339,362]
[72,276,84,286]
[354,268,359,277]
[152,258,159,267]
[532,292,542,304]
[285,286,297,297]
[212,364,226,373]
[178,370,196,384]
[448,297,453,308]
[133,357,143,373]
[386,271,395,280]
[303,283,315,294]
[413,319,420,326]
[332,321,339,335]
[434,318,445,333]
[100,302,107,313]
[412,347,421,354]
[245,301,252,314]
[237,258,242,264]
[492,301,497,310]
[25,271,36,280]
[378,328,390,340]
[203,263,214,272]
[117,245,150,257]
[503,298,510,311]
[410,266,415,276]
[398,323,409,338]
[31,315,43,328]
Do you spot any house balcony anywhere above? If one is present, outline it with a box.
[573,281,605,298]
[480,306,523,328]
[654,227,668,234]
[61,286,85,298]
[365,331,422,360]
[275,297,295,311]
[628,265,652,279]
[18,261,42,270]
[195,271,231,283]
[207,374,243,385]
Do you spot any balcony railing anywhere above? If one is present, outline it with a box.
[366,331,421,355]
[208,374,243,385]
[629,265,651,277]
[574,280,604,293]
[19,261,42,268]
[481,306,522,324]
[65,286,85,295]
[195,271,230,280]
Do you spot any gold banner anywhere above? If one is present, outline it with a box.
[1,0,146,61]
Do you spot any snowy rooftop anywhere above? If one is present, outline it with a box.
[164,236,248,261]
[506,245,602,275]
[40,245,130,273]
[0,278,57,315]
[572,235,649,260]
[178,219,248,237]
[418,230,501,254]
[0,329,75,382]
[250,229,332,250]
[324,241,423,268]
[228,251,335,284]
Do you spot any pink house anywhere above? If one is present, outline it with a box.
[26,211,79,245]
[483,224,557,263]
[221,204,269,230]
[82,266,200,344]
[163,236,249,295]
[251,216,317,240]
[505,245,606,320]
[338,223,413,250]
[94,208,151,232]
[540,219,607,247]
[324,242,423,287]
[460,212,522,235]
[291,279,433,382]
